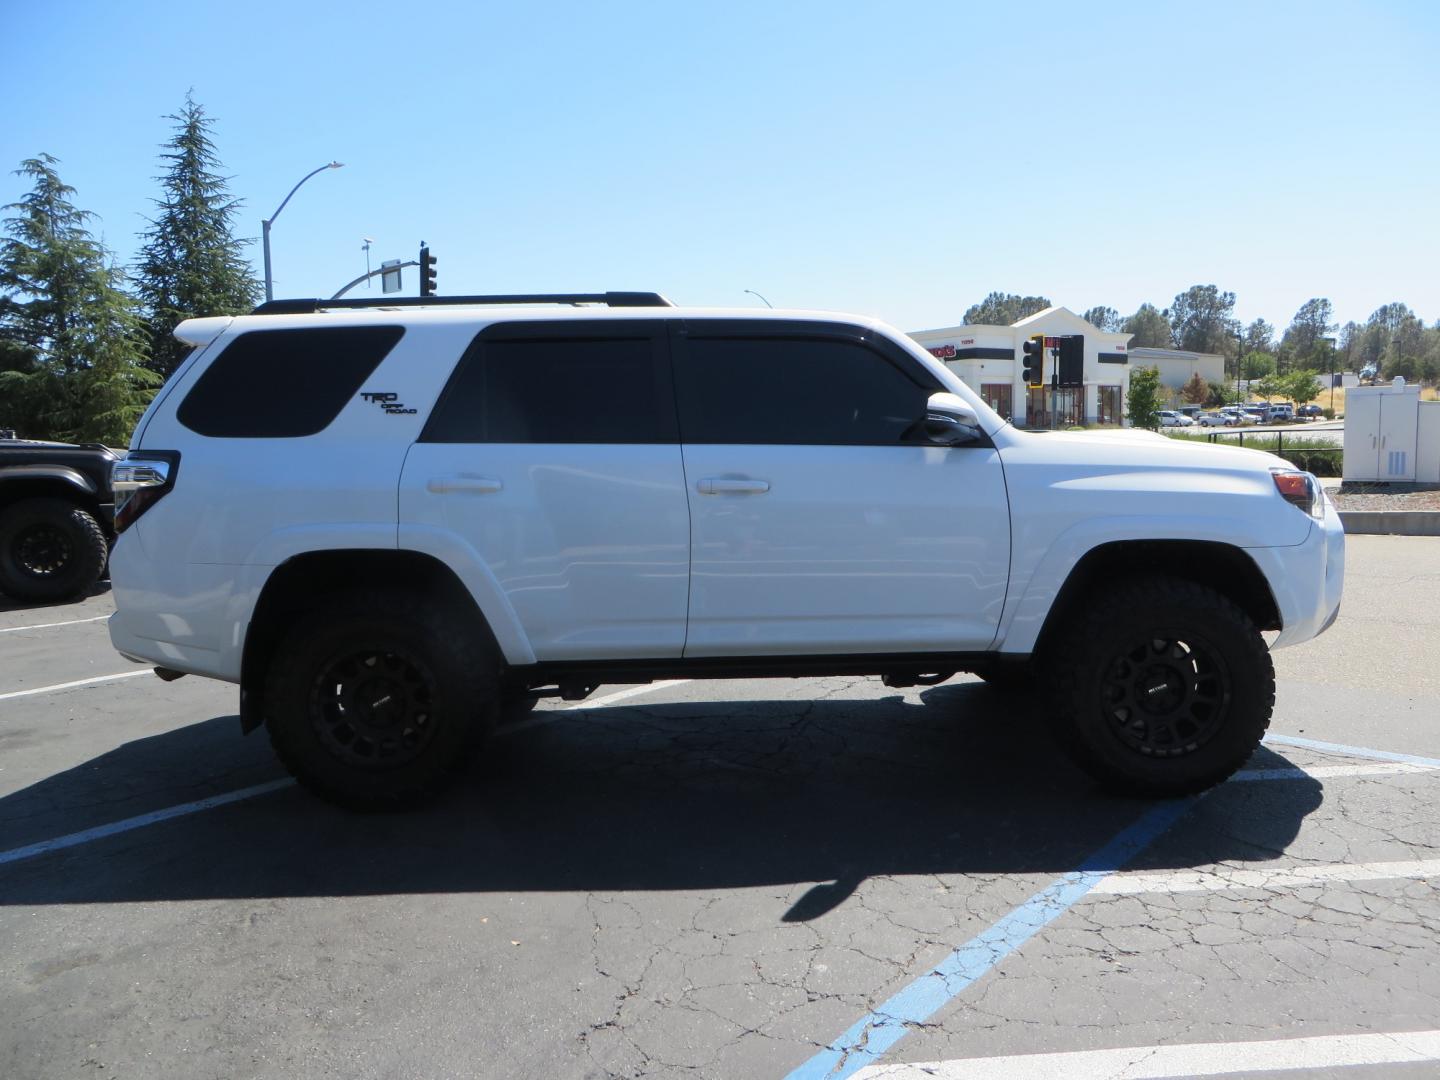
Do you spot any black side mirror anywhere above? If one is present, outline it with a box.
[921,392,983,446]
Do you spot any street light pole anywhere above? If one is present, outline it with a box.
[743,289,773,308]
[261,161,344,302]
[1234,330,1244,405]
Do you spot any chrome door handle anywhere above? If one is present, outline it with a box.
[427,475,503,494]
[697,477,770,495]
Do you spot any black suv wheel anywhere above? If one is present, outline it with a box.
[0,497,109,603]
[1048,575,1274,796]
[264,589,499,808]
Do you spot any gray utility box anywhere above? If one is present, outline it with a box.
[1343,380,1440,482]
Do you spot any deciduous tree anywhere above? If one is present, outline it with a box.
[1168,284,1238,354]
[1121,303,1171,348]
[962,291,1051,326]
[1082,305,1120,332]
[1125,366,1162,430]
[1181,372,1208,404]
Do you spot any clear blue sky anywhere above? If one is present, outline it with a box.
[6,0,1437,335]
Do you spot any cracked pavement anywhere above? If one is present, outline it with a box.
[2,535,1438,1079]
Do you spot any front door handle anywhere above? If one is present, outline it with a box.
[697,477,770,495]
[427,475,503,495]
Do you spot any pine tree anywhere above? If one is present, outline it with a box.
[135,93,258,378]
[0,155,158,443]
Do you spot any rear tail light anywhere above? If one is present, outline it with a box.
[1271,468,1321,518]
[113,451,180,533]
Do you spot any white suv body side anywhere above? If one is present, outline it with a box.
[110,306,1342,682]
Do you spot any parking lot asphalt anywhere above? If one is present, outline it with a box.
[2,535,1439,1079]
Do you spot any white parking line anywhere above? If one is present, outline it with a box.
[0,614,110,634]
[851,1030,1440,1079]
[0,678,690,867]
[0,779,296,867]
[0,669,152,702]
[1233,761,1438,781]
[1094,858,1440,895]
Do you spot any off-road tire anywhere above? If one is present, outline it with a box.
[264,589,500,809]
[1048,575,1274,797]
[0,497,108,603]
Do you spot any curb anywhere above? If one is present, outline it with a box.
[1338,511,1440,536]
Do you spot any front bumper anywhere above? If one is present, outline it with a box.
[1246,493,1345,651]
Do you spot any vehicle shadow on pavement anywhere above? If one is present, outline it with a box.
[0,681,1324,915]
[0,580,111,614]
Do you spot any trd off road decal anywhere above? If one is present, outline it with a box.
[360,391,417,415]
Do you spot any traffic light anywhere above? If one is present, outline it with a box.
[1022,334,1045,388]
[1057,335,1084,387]
[419,244,438,297]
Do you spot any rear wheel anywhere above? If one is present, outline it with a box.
[0,497,108,603]
[264,589,499,808]
[1047,576,1273,796]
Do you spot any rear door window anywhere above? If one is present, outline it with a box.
[177,326,404,438]
[420,321,676,443]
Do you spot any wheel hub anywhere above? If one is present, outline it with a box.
[310,649,437,769]
[1100,636,1228,757]
[14,524,71,577]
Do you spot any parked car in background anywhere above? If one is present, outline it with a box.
[1159,410,1194,428]
[1178,405,1204,423]
[1297,404,1324,418]
[1267,403,1295,423]
[0,433,116,602]
[1198,411,1242,427]
[1243,406,1271,424]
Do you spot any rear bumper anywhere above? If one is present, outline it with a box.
[106,533,242,681]
[1246,495,1345,651]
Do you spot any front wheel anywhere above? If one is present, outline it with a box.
[264,590,499,809]
[1047,576,1274,797]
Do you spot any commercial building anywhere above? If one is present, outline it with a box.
[910,307,1229,425]
[909,307,1132,427]
[1128,347,1225,402]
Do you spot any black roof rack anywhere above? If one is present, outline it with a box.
[252,292,674,316]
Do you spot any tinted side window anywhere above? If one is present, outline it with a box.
[422,329,674,443]
[177,326,403,438]
[675,335,936,445]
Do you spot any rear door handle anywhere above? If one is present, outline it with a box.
[697,477,770,495]
[427,475,503,495]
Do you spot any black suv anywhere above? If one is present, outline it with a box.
[0,431,116,602]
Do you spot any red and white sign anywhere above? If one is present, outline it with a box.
[928,344,956,359]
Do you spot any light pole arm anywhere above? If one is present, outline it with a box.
[265,162,339,228]
[330,260,419,299]
[261,161,342,303]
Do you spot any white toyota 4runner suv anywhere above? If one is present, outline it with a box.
[108,293,1345,808]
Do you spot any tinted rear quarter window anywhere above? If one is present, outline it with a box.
[422,326,675,443]
[674,333,937,444]
[177,326,404,438]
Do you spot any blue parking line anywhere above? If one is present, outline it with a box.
[1264,733,1440,769]
[787,731,1440,1079]
[784,797,1197,1080]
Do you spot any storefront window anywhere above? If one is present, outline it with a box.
[1025,387,1082,428]
[1097,385,1122,426]
[980,383,1013,420]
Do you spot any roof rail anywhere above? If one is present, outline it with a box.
[252,292,674,316]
